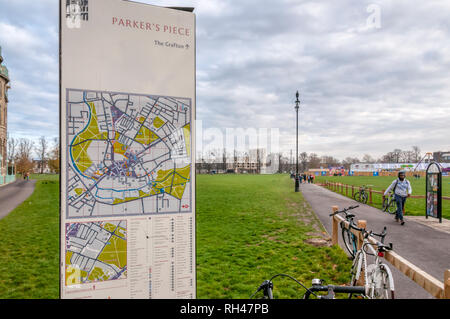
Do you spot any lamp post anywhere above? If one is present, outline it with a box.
[294,91,300,192]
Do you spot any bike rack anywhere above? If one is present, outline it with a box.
[330,205,450,299]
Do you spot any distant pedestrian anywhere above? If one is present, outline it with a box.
[384,171,412,225]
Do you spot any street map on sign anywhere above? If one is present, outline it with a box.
[66,89,192,218]
[65,220,127,286]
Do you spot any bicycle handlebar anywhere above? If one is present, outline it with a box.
[303,285,366,299]
[348,223,393,251]
[251,275,368,300]
[329,205,359,217]
[250,280,273,299]
[348,219,365,232]
[367,226,387,241]
[250,274,318,299]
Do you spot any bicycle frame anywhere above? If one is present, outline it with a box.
[341,221,358,258]
[382,193,397,215]
[354,186,368,204]
[351,234,395,299]
[329,206,359,258]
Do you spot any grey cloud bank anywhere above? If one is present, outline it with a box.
[1,0,449,159]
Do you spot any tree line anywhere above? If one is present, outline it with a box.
[278,146,422,172]
[4,137,424,176]
[7,136,59,176]
[195,146,423,173]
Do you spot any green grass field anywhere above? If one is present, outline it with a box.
[314,175,450,220]
[196,174,352,298]
[0,179,60,298]
[0,174,353,299]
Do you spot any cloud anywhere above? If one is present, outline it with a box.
[191,0,450,159]
[0,0,58,146]
[1,0,450,160]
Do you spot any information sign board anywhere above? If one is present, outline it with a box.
[60,0,196,298]
[425,162,442,223]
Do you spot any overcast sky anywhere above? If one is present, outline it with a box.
[1,0,449,160]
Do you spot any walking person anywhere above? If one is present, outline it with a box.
[383,171,412,225]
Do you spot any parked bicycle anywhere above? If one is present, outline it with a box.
[353,185,371,204]
[347,221,395,299]
[303,278,367,299]
[382,192,397,215]
[250,274,366,299]
[329,205,359,259]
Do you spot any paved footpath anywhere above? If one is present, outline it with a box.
[300,183,450,299]
[0,179,37,220]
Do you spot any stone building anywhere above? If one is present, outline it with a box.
[0,46,10,180]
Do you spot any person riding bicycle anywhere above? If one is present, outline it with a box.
[383,171,412,225]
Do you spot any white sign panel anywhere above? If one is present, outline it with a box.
[60,0,195,299]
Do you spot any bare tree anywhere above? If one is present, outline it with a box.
[223,148,227,172]
[48,137,60,173]
[17,138,34,159]
[321,155,341,168]
[256,148,261,174]
[392,149,402,163]
[36,136,49,174]
[308,153,321,169]
[16,138,34,176]
[400,150,415,163]
[7,135,18,163]
[380,151,394,163]
[362,154,375,163]
[412,146,421,162]
[342,157,360,170]
[299,152,308,172]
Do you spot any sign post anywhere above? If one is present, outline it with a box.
[60,0,196,299]
[425,162,442,223]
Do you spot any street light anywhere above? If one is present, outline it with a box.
[294,91,300,192]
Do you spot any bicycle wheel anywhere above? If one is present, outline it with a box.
[361,192,368,204]
[353,192,361,202]
[382,197,388,211]
[349,251,366,298]
[341,227,357,259]
[350,252,362,286]
[386,198,397,215]
[367,264,395,299]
